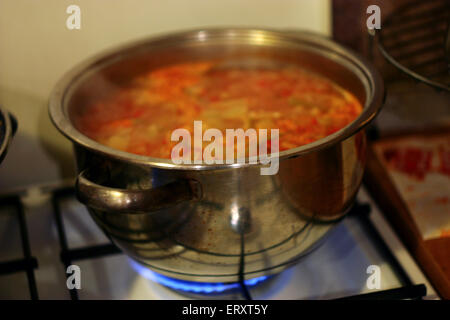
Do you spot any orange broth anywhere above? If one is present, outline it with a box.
[74,62,363,159]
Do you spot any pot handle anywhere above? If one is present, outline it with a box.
[75,169,202,214]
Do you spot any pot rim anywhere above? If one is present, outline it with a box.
[0,105,14,163]
[49,27,384,170]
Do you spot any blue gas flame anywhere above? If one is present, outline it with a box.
[129,259,268,294]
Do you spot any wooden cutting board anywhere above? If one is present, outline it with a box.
[364,128,450,299]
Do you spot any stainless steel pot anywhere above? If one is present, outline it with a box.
[49,29,384,282]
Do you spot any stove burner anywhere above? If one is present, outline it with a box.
[129,259,268,294]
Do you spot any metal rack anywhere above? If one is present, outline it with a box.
[377,0,450,92]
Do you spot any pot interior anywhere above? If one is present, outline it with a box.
[52,29,381,166]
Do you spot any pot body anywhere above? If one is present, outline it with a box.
[74,131,366,282]
[49,28,383,282]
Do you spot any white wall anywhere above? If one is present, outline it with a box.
[0,0,331,189]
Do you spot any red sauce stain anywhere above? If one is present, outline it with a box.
[383,147,432,180]
[434,196,449,205]
[438,147,450,177]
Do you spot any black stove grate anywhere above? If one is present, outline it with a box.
[0,186,428,300]
[51,187,121,300]
[0,195,39,300]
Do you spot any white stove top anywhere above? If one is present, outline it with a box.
[0,183,438,300]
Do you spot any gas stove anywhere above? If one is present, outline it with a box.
[0,181,437,300]
[0,0,447,302]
